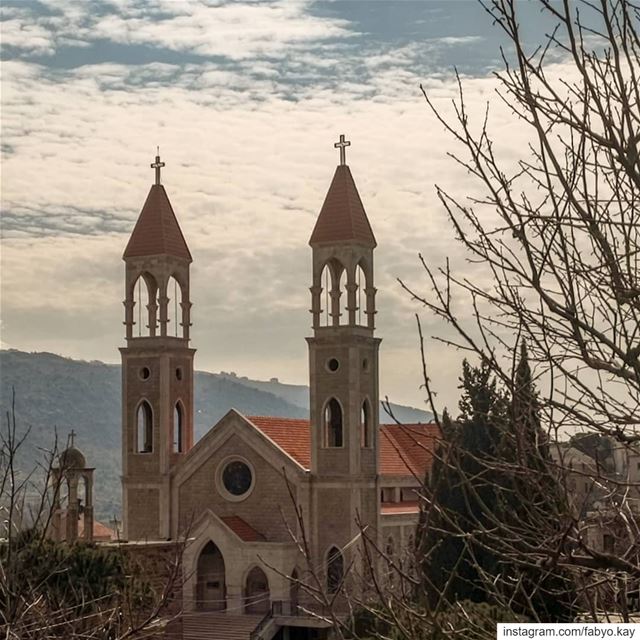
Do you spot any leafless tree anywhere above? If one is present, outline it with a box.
[282,1,640,637]
[397,0,640,632]
[0,392,185,640]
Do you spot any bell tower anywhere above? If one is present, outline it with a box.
[120,150,195,541]
[307,135,381,581]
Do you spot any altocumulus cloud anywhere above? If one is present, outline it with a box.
[1,0,575,410]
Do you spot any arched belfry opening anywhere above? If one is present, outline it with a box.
[245,566,270,614]
[336,265,347,325]
[196,541,226,611]
[319,262,332,327]
[166,275,184,338]
[315,258,351,328]
[132,273,158,337]
[324,398,343,447]
[136,401,153,453]
[355,262,367,326]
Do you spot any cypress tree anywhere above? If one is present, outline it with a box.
[417,350,576,621]
[418,359,509,605]
[499,342,576,621]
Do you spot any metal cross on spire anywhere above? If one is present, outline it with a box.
[151,146,165,185]
[334,134,351,166]
[69,429,76,447]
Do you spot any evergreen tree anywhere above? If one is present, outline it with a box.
[418,359,509,605]
[509,341,547,464]
[417,351,576,621]
[498,342,576,621]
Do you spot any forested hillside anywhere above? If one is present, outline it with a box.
[0,350,431,522]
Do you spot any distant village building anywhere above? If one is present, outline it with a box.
[118,142,440,634]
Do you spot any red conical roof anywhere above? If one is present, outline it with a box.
[309,165,376,247]
[123,184,192,261]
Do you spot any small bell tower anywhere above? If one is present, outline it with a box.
[307,135,381,580]
[120,150,195,541]
[50,432,94,543]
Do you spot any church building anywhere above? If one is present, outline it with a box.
[119,140,439,633]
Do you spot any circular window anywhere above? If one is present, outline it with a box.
[219,458,254,501]
[176,367,183,381]
[139,367,150,380]
[327,358,340,372]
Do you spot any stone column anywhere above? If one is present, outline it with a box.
[330,289,342,327]
[148,302,158,337]
[180,301,192,341]
[309,285,322,328]
[346,281,357,326]
[123,299,135,340]
[158,296,169,337]
[365,286,377,330]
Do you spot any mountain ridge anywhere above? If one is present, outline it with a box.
[0,349,432,522]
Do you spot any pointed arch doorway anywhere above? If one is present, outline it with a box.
[196,541,226,611]
[245,566,270,614]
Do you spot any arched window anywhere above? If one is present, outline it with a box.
[327,546,344,594]
[245,566,270,615]
[324,398,343,447]
[132,273,157,337]
[173,402,184,453]
[166,275,183,338]
[136,401,153,453]
[361,399,371,448]
[355,263,367,326]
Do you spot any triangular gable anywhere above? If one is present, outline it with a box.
[171,409,308,487]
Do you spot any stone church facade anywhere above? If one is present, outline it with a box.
[119,144,439,625]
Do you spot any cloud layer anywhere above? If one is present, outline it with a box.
[1,0,567,412]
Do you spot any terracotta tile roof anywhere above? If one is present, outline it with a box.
[220,515,266,542]
[248,416,312,468]
[381,501,420,515]
[309,165,377,247]
[70,517,116,541]
[123,184,192,261]
[381,423,440,479]
[248,416,440,478]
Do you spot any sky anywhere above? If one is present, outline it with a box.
[1,0,566,413]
